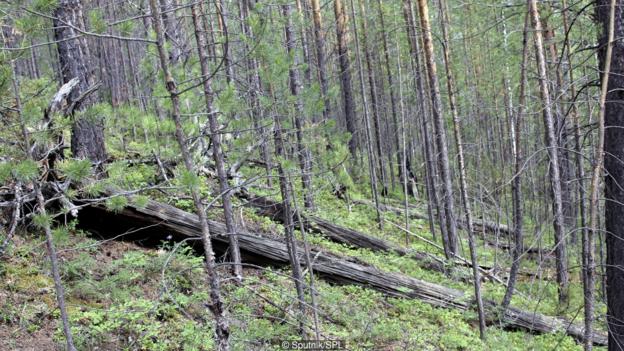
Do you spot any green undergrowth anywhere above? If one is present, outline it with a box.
[0,171,605,350]
[0,230,594,350]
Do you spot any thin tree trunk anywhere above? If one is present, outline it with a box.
[334,0,358,158]
[436,0,486,337]
[402,0,440,243]
[528,0,569,305]
[356,0,389,196]
[268,76,308,336]
[393,14,410,234]
[148,1,230,349]
[191,3,243,280]
[294,0,313,84]
[310,0,330,120]
[501,10,530,313]
[214,0,235,83]
[283,3,315,211]
[377,0,402,187]
[348,0,383,228]
[240,0,273,187]
[12,62,77,351]
[288,175,320,338]
[416,0,458,257]
[544,23,576,237]
[592,0,616,349]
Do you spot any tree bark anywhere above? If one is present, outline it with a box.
[191,3,243,280]
[334,0,358,158]
[148,1,230,349]
[596,0,619,349]
[415,0,458,257]
[13,62,77,351]
[436,0,486,337]
[239,0,273,187]
[528,0,569,305]
[348,0,383,228]
[310,0,331,120]
[53,0,106,163]
[268,69,308,335]
[357,0,389,196]
[402,0,440,243]
[283,3,315,210]
[501,10,529,314]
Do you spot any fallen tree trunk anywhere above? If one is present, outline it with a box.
[77,197,607,345]
[239,192,517,284]
[237,191,447,273]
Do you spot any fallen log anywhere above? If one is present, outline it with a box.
[77,197,607,345]
[237,191,446,273]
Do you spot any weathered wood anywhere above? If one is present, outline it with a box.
[78,197,607,345]
[237,191,446,272]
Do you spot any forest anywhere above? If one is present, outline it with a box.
[0,0,622,350]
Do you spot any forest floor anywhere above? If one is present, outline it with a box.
[0,173,606,350]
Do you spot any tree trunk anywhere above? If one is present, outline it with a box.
[436,0,486,337]
[148,1,230,349]
[53,0,106,163]
[12,62,77,351]
[501,10,529,314]
[311,0,331,120]
[348,0,383,228]
[528,0,569,305]
[402,0,441,243]
[283,3,315,210]
[334,0,358,158]
[376,0,403,187]
[596,0,619,349]
[415,0,458,257]
[357,0,389,196]
[239,0,273,187]
[268,68,308,335]
[191,3,243,280]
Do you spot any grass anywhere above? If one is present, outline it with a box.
[0,171,606,350]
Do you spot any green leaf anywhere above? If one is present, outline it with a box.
[83,180,105,197]
[13,160,39,181]
[58,159,92,181]
[132,195,149,209]
[0,162,13,183]
[32,0,58,13]
[32,213,52,229]
[105,196,128,213]
[89,9,107,34]
[176,168,200,191]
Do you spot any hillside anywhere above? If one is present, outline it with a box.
[1,0,621,349]
[0,179,602,350]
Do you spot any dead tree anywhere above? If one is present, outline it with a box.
[436,0,486,337]
[501,10,530,314]
[528,0,569,305]
[348,0,383,227]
